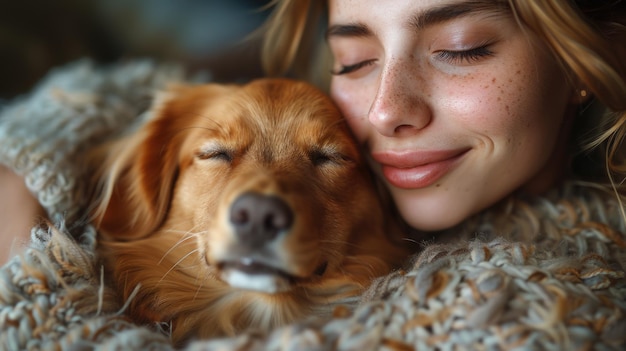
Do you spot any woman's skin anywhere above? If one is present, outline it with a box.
[327,0,582,231]
[0,165,43,262]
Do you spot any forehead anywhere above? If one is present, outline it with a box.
[209,82,341,127]
[178,83,359,163]
[188,82,348,143]
[327,0,510,34]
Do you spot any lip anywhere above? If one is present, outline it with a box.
[372,148,469,189]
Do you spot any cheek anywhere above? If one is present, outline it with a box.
[446,61,567,144]
[494,63,569,147]
[330,79,373,143]
[171,166,223,221]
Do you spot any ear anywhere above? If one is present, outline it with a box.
[90,84,199,240]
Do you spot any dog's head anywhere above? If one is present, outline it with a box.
[93,78,405,296]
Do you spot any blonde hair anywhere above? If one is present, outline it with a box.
[259,0,329,87]
[259,0,626,183]
[506,0,626,180]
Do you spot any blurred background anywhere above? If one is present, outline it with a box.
[0,0,272,100]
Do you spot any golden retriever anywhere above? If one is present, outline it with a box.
[90,78,412,346]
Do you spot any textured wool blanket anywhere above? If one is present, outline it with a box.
[1,60,625,350]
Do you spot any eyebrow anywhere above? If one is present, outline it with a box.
[326,1,508,39]
[326,23,372,39]
[410,1,508,30]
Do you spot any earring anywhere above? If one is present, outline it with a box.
[579,89,588,98]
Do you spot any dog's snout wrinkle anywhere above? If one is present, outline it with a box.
[230,192,293,246]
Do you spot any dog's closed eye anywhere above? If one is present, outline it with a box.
[308,147,351,167]
[196,146,234,163]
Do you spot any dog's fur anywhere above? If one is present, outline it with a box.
[90,78,412,345]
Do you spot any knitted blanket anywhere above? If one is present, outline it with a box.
[1,60,625,351]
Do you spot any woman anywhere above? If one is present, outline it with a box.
[252,0,626,349]
[260,0,626,235]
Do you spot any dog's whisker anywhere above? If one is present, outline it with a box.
[193,273,208,302]
[400,237,420,245]
[160,227,206,235]
[158,247,201,283]
[158,231,204,265]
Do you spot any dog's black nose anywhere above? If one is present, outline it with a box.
[229,192,294,245]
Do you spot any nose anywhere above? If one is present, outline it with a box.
[229,192,294,246]
[368,59,431,137]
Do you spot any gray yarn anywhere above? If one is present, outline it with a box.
[1,60,624,351]
[0,59,194,227]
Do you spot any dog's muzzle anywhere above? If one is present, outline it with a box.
[217,191,298,293]
[229,192,293,246]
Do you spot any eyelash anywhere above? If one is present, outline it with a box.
[331,59,376,75]
[196,148,233,162]
[435,45,494,64]
[332,45,493,75]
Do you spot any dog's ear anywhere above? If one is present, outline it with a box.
[90,84,215,240]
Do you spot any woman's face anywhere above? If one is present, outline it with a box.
[328,0,576,231]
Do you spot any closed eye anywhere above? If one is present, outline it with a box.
[196,148,233,162]
[331,59,377,75]
[435,45,493,64]
[308,148,349,167]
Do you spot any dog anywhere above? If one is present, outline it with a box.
[89,78,413,346]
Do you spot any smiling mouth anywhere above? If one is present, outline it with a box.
[217,259,328,294]
[374,149,469,189]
